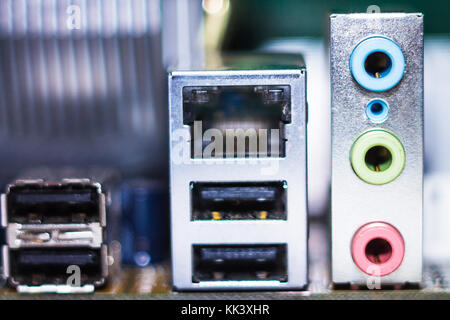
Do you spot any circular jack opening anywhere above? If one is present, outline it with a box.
[365,146,392,172]
[351,222,405,277]
[365,238,392,264]
[365,99,389,123]
[370,102,383,114]
[350,130,405,185]
[349,36,405,91]
[364,51,392,78]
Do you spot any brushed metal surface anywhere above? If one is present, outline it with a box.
[0,0,167,179]
[330,13,423,285]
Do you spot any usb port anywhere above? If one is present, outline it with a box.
[192,244,287,282]
[5,246,108,288]
[3,180,105,225]
[191,181,287,220]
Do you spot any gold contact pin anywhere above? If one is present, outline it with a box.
[259,211,268,219]
[212,211,221,220]
[27,213,41,223]
[375,72,381,78]
[375,166,380,172]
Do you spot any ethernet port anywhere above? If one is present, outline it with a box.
[183,85,291,158]
[192,244,287,282]
[191,181,287,220]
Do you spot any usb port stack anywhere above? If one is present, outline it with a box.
[1,179,108,293]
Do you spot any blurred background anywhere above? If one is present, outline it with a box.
[0,0,449,266]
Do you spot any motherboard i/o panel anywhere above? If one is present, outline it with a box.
[330,13,424,286]
[0,0,449,305]
[169,54,308,290]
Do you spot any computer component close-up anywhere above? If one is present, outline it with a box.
[2,179,108,293]
[330,13,423,287]
[168,54,308,290]
[0,0,449,310]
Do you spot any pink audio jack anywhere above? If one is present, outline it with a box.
[351,222,405,276]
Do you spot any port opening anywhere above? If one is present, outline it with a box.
[191,181,287,220]
[370,102,383,114]
[350,130,405,185]
[365,238,392,264]
[351,222,405,276]
[364,51,392,78]
[192,244,287,282]
[364,146,392,172]
[365,99,389,124]
[9,248,104,286]
[183,86,291,158]
[349,36,405,92]
[6,184,101,224]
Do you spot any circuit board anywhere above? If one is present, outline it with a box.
[0,221,448,300]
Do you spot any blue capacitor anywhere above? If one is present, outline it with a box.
[120,180,169,266]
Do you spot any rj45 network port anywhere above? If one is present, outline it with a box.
[1,179,108,293]
[183,85,291,158]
